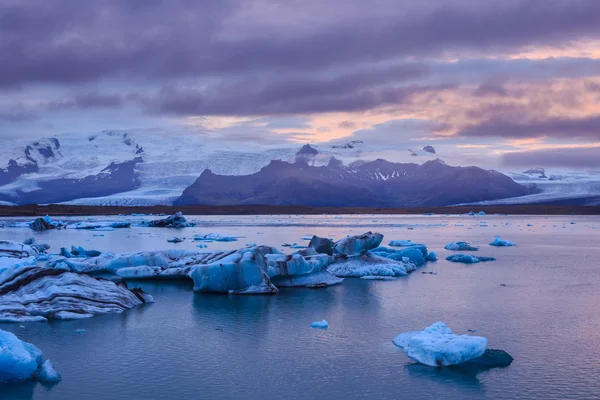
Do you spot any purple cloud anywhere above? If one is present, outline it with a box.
[457,115,600,140]
[1,0,600,88]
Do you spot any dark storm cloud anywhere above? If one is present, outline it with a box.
[1,0,600,88]
[143,83,455,116]
[457,116,600,140]
[503,146,600,168]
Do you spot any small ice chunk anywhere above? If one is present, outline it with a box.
[444,242,478,251]
[167,237,184,243]
[425,252,438,261]
[33,360,62,383]
[393,322,487,367]
[445,254,496,264]
[489,236,515,247]
[311,320,329,329]
[75,329,86,334]
[360,276,395,281]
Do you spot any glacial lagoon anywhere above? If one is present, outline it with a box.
[2,214,600,400]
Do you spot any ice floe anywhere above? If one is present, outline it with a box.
[393,322,487,367]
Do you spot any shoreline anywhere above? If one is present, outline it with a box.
[1,204,599,217]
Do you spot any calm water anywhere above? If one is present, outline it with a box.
[1,214,600,400]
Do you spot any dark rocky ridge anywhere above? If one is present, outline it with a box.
[176,158,536,207]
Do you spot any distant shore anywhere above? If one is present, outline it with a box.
[0,204,599,217]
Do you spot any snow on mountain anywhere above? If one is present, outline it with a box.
[467,169,600,206]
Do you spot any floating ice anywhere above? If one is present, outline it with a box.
[393,322,487,367]
[167,237,184,243]
[445,254,496,264]
[0,328,61,383]
[360,276,395,281]
[425,252,438,261]
[194,233,239,242]
[0,264,153,322]
[444,242,478,251]
[489,236,515,247]
[371,245,428,266]
[310,320,329,329]
[141,212,194,228]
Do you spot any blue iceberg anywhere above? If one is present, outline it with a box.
[445,254,496,264]
[489,236,515,247]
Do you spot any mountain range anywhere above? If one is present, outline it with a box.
[4,131,597,207]
[176,157,535,207]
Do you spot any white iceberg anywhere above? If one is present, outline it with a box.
[0,328,61,383]
[393,322,487,367]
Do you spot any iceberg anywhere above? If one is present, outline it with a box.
[0,263,153,322]
[393,322,487,367]
[333,232,383,256]
[29,216,67,231]
[0,329,61,383]
[489,236,516,247]
[190,246,341,294]
[0,240,39,259]
[371,245,428,266]
[68,221,131,230]
[425,251,438,261]
[445,254,496,264]
[194,233,239,242]
[141,212,194,228]
[444,242,478,251]
[310,320,329,329]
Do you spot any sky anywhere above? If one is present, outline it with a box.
[1,0,600,170]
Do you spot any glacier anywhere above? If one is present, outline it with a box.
[393,322,487,367]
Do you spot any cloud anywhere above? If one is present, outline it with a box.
[1,1,600,88]
[0,103,38,122]
[502,146,600,168]
[457,115,600,140]
[334,118,450,147]
[338,120,357,129]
